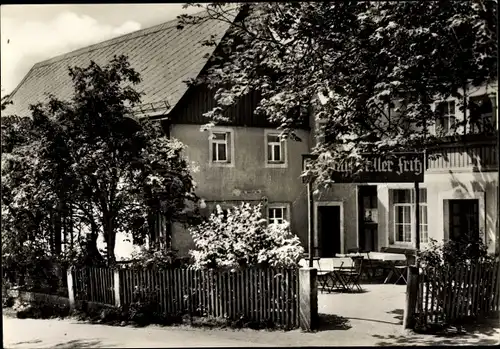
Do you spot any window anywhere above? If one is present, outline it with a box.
[436,101,456,135]
[212,132,228,162]
[469,95,494,134]
[449,199,479,241]
[391,188,428,244]
[267,134,283,163]
[420,203,428,244]
[267,204,289,225]
[265,130,287,167]
[209,129,233,166]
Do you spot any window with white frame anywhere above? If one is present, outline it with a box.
[210,130,232,164]
[392,188,428,244]
[267,204,289,225]
[266,133,285,164]
[436,101,456,135]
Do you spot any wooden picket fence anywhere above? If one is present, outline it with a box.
[72,267,115,306]
[71,267,300,328]
[413,260,500,327]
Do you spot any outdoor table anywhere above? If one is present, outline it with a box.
[324,268,351,292]
[314,257,353,292]
[368,252,407,262]
[368,253,408,284]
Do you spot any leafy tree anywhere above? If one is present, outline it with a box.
[1,113,58,285]
[1,55,199,265]
[179,1,497,183]
[189,203,304,270]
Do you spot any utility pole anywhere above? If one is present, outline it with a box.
[303,154,318,267]
[414,181,420,252]
[307,180,314,268]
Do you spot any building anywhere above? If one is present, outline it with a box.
[2,12,310,259]
[3,12,498,258]
[310,85,499,256]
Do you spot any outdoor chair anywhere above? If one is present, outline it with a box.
[315,259,334,293]
[393,252,416,285]
[325,260,350,291]
[339,256,364,292]
[358,249,375,281]
[346,249,374,281]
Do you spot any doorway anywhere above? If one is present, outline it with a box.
[449,199,480,241]
[358,185,378,252]
[317,204,343,257]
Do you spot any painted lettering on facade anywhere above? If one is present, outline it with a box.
[331,152,425,183]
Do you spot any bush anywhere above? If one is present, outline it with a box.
[2,296,15,308]
[418,233,493,268]
[73,297,183,328]
[189,202,304,270]
[15,302,70,319]
[128,242,190,269]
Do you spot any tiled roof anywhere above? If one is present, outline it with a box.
[2,12,234,118]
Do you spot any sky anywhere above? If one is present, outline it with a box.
[0,4,202,96]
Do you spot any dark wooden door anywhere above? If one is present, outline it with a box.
[358,185,378,252]
[318,206,341,257]
[449,199,479,241]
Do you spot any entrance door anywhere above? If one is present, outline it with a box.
[358,185,378,252]
[318,205,342,257]
[449,199,480,241]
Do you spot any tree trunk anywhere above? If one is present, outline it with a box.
[103,215,116,265]
[148,209,157,247]
[84,224,103,266]
[463,81,468,134]
[53,206,62,255]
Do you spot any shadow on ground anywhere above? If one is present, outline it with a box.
[317,313,352,331]
[372,319,500,346]
[10,339,103,348]
[10,340,43,346]
[387,309,404,325]
[321,288,370,294]
[53,339,104,348]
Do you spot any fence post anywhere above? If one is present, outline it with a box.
[403,266,419,329]
[113,268,121,308]
[66,267,75,311]
[299,267,318,332]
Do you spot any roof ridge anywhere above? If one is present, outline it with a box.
[3,7,239,118]
[34,9,210,69]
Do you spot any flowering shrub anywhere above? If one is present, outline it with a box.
[189,202,304,270]
[127,237,191,269]
[418,233,492,268]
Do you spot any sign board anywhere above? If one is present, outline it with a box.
[302,152,425,183]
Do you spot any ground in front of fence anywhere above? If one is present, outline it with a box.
[4,284,499,347]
